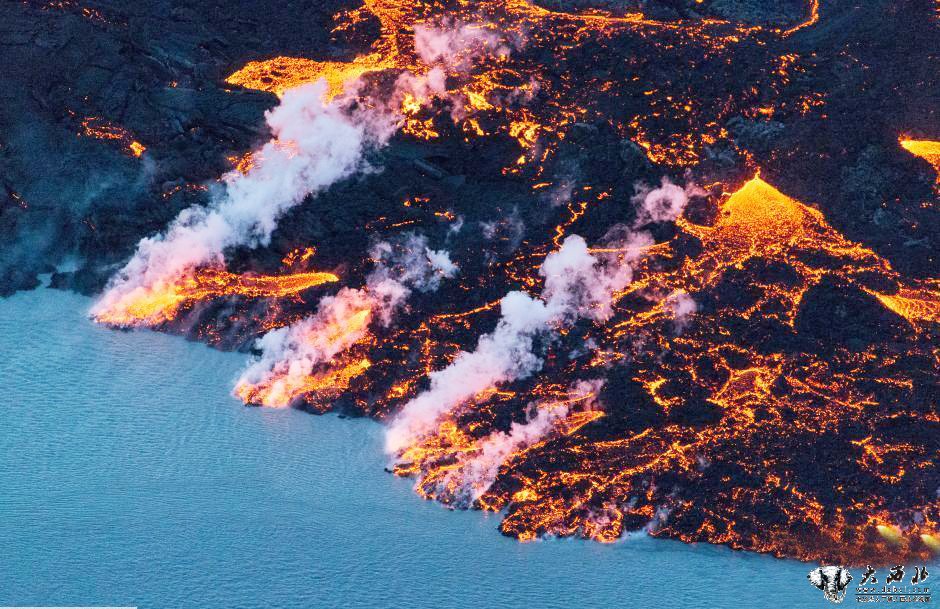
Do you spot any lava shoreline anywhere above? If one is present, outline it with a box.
[2,0,938,565]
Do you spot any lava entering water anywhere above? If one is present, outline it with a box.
[87,0,938,566]
[92,268,339,327]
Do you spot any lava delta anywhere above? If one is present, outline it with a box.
[3,0,938,565]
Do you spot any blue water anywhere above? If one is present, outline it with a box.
[0,289,849,608]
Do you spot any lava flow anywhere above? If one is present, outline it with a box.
[901,138,940,181]
[385,175,939,565]
[76,0,939,567]
[93,268,338,327]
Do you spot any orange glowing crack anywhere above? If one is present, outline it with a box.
[79,117,146,157]
[95,268,339,327]
[782,0,820,36]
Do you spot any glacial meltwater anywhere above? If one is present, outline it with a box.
[0,288,907,608]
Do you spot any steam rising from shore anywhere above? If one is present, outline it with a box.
[437,379,604,504]
[385,233,648,454]
[91,81,396,326]
[92,21,513,327]
[386,178,700,455]
[235,235,455,407]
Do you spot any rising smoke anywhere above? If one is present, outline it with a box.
[433,379,604,505]
[92,21,515,326]
[91,80,397,326]
[631,177,703,227]
[234,234,456,407]
[386,177,702,455]
[385,232,648,454]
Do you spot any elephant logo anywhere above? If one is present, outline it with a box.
[808,566,853,603]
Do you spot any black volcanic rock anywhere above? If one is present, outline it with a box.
[794,276,909,352]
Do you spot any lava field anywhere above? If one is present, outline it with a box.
[2,0,938,565]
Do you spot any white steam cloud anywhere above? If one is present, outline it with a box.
[92,21,512,326]
[631,178,703,227]
[91,81,397,324]
[385,233,647,454]
[414,22,512,72]
[386,175,700,455]
[235,234,456,406]
[666,291,697,333]
[433,379,603,505]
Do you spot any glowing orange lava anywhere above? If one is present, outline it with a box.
[236,357,373,408]
[94,268,339,327]
[225,55,395,99]
[900,138,940,178]
[234,308,375,407]
[224,0,818,169]
[79,117,146,157]
[115,0,937,565]
[383,175,938,565]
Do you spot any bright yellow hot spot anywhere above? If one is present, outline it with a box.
[681,176,825,267]
[315,308,373,348]
[922,533,940,553]
[225,54,394,99]
[714,176,813,241]
[95,268,339,327]
[900,138,940,176]
[870,288,940,324]
[877,524,903,545]
[128,141,146,157]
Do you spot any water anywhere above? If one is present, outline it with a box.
[0,289,848,608]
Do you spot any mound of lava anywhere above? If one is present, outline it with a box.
[2,0,937,565]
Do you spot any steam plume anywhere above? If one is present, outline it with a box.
[92,22,512,327]
[666,291,697,333]
[632,178,703,227]
[235,235,455,407]
[435,379,603,504]
[385,233,647,454]
[91,81,396,325]
[414,22,511,71]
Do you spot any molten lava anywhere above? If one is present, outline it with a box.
[900,138,940,179]
[379,176,938,565]
[223,0,823,169]
[236,356,373,408]
[234,307,374,408]
[89,0,938,567]
[225,55,395,99]
[94,268,339,327]
[79,116,146,157]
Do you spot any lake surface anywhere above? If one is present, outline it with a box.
[0,288,857,608]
